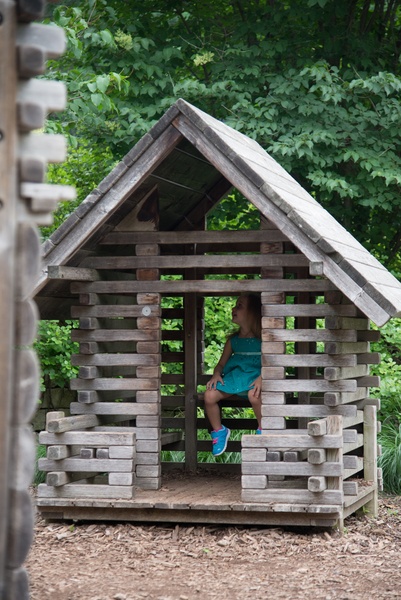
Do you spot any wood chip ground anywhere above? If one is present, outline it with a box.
[26,491,401,600]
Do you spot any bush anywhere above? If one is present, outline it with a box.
[371,318,401,493]
[378,420,401,495]
[34,320,80,391]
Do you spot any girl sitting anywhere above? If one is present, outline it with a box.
[204,294,262,456]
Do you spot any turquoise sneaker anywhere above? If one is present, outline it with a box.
[256,428,262,435]
[211,425,230,456]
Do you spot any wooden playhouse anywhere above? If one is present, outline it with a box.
[34,99,401,528]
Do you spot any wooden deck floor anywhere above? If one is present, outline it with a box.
[35,471,377,528]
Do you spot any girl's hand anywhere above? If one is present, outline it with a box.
[250,375,262,398]
[206,373,224,390]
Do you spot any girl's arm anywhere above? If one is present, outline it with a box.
[206,339,232,390]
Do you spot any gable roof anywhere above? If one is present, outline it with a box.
[35,98,401,326]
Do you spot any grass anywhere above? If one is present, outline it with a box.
[33,444,47,486]
[378,419,401,495]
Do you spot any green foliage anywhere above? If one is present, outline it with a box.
[42,1,401,267]
[34,321,80,391]
[371,319,401,493]
[372,320,401,415]
[378,421,401,495]
[207,193,260,231]
[41,141,116,240]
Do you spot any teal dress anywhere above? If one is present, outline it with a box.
[216,335,261,397]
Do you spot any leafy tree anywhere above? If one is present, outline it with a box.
[43,1,401,273]
[39,2,401,482]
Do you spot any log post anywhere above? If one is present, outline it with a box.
[0,3,72,598]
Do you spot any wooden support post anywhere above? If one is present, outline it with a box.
[0,5,70,598]
[363,404,378,517]
[0,5,18,591]
[184,284,198,472]
[260,216,285,433]
[133,190,161,490]
[326,415,344,530]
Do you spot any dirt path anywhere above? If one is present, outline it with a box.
[26,495,401,600]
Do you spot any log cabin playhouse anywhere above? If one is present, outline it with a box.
[34,99,401,528]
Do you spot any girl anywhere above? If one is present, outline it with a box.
[204,294,262,456]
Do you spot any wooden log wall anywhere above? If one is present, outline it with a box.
[246,280,380,513]
[242,416,344,511]
[0,2,72,598]
[37,411,136,499]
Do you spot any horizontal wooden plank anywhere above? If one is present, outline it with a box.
[325,341,369,354]
[100,230,287,245]
[46,471,98,487]
[37,483,134,499]
[70,402,158,416]
[344,460,364,479]
[262,329,357,342]
[242,462,343,476]
[71,330,160,342]
[18,132,67,163]
[262,304,358,317]
[357,376,380,387]
[71,353,160,367]
[242,433,342,449]
[47,445,73,460]
[70,279,336,295]
[260,405,356,418]
[108,446,136,459]
[241,475,268,489]
[17,22,66,57]
[324,364,368,381]
[46,414,99,433]
[262,380,357,392]
[343,481,359,496]
[343,434,364,454]
[39,430,136,446]
[71,305,161,318]
[38,457,135,473]
[80,254,309,269]
[262,354,357,367]
[18,79,66,114]
[48,265,99,281]
[325,317,369,330]
[108,473,134,486]
[70,378,159,391]
[21,182,75,204]
[241,488,342,505]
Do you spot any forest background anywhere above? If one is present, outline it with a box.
[36,0,401,492]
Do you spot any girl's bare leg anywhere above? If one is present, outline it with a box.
[248,390,262,429]
[204,389,230,430]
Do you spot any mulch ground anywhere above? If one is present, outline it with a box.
[25,493,401,600]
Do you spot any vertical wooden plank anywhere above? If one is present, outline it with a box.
[134,190,161,490]
[326,415,344,529]
[0,4,17,593]
[260,216,285,432]
[295,265,313,430]
[363,404,378,516]
[184,277,198,472]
